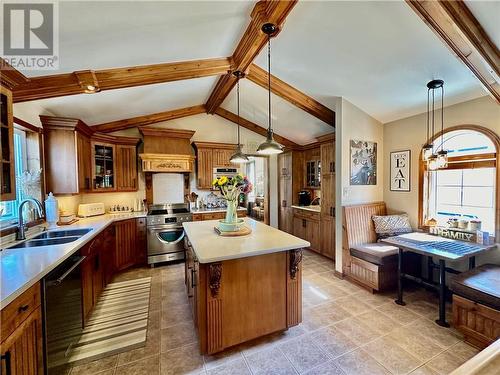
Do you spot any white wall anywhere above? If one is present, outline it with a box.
[334,97,384,273]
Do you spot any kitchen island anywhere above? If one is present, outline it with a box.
[183,218,309,354]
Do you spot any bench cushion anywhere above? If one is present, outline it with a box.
[450,264,500,310]
[350,243,399,266]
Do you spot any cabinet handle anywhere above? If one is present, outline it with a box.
[282,200,287,207]
[330,162,333,173]
[302,219,306,228]
[95,255,100,271]
[1,352,11,375]
[191,268,197,288]
[85,177,90,190]
[18,304,29,313]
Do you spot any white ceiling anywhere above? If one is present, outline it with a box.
[15,76,218,125]
[14,1,496,142]
[221,79,333,145]
[465,0,500,49]
[254,0,487,123]
[24,1,255,77]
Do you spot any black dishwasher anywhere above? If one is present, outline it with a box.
[42,254,86,375]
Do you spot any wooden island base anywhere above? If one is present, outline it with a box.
[185,248,303,354]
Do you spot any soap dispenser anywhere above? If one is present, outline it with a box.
[45,192,59,228]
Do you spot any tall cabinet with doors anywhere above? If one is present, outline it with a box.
[40,115,140,195]
[1,86,16,201]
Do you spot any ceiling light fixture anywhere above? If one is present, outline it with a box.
[230,71,250,164]
[424,79,446,171]
[257,23,283,155]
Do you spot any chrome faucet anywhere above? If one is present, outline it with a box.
[16,198,44,240]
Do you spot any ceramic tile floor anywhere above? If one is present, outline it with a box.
[67,250,480,375]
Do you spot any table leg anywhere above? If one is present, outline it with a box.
[395,248,405,306]
[435,259,450,327]
[468,257,476,270]
[427,256,434,283]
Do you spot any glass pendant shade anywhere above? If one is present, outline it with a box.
[436,150,448,168]
[427,154,439,171]
[230,144,249,164]
[257,130,283,155]
[422,144,434,161]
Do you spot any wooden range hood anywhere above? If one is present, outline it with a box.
[139,127,196,172]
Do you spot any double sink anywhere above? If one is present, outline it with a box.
[7,228,93,249]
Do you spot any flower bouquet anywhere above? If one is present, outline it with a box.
[212,174,253,232]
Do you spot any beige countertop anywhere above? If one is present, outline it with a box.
[0,212,146,308]
[291,205,321,213]
[183,218,310,264]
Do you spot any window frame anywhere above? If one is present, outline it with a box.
[418,125,500,241]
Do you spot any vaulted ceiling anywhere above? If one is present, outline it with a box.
[8,1,499,145]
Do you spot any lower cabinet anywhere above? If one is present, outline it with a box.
[293,210,320,252]
[81,218,145,324]
[114,219,138,271]
[0,283,43,375]
[320,217,335,259]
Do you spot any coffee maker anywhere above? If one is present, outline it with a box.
[298,190,311,206]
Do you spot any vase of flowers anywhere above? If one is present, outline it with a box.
[212,174,253,231]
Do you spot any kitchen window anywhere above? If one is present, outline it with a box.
[421,127,498,238]
[0,126,42,228]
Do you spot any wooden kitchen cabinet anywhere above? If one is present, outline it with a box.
[293,209,320,253]
[0,86,15,201]
[91,141,116,192]
[194,142,237,190]
[114,219,138,271]
[321,142,335,176]
[192,210,246,221]
[81,253,94,322]
[0,306,43,375]
[136,217,147,265]
[320,217,335,259]
[41,116,94,195]
[196,147,213,189]
[1,282,44,375]
[116,144,138,191]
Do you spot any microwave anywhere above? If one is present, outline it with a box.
[213,167,240,181]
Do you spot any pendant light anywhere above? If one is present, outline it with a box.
[424,79,446,171]
[257,23,283,155]
[229,71,250,164]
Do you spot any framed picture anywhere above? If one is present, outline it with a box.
[350,140,377,185]
[390,150,411,191]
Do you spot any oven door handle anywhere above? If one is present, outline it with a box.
[153,229,185,245]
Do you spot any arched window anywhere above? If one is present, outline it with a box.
[420,125,499,240]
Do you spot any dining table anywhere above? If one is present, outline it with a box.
[381,232,497,327]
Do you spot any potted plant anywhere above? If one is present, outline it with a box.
[212,174,253,231]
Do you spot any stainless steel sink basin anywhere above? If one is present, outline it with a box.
[33,228,92,239]
[8,237,81,249]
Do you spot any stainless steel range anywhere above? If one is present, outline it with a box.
[147,203,192,264]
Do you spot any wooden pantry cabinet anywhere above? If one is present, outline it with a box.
[0,86,16,201]
[40,115,139,194]
[193,142,237,189]
[1,283,43,375]
[293,208,320,252]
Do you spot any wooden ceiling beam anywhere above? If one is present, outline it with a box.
[205,0,298,114]
[247,64,334,126]
[11,58,232,102]
[214,107,298,148]
[92,104,206,133]
[0,58,31,89]
[406,0,500,103]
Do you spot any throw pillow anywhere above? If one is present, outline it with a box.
[372,214,412,240]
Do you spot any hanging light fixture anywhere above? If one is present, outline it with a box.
[229,71,250,164]
[257,23,283,155]
[424,79,446,170]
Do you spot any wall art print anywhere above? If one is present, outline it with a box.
[350,140,377,185]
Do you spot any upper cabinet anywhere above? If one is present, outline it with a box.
[41,115,139,194]
[303,147,321,189]
[321,142,335,176]
[193,142,236,190]
[0,86,15,201]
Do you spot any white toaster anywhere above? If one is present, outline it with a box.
[78,203,105,217]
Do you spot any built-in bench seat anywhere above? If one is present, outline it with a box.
[342,202,420,292]
[350,243,399,265]
[451,264,500,349]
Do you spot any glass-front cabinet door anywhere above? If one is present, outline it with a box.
[92,142,116,191]
[305,160,321,188]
